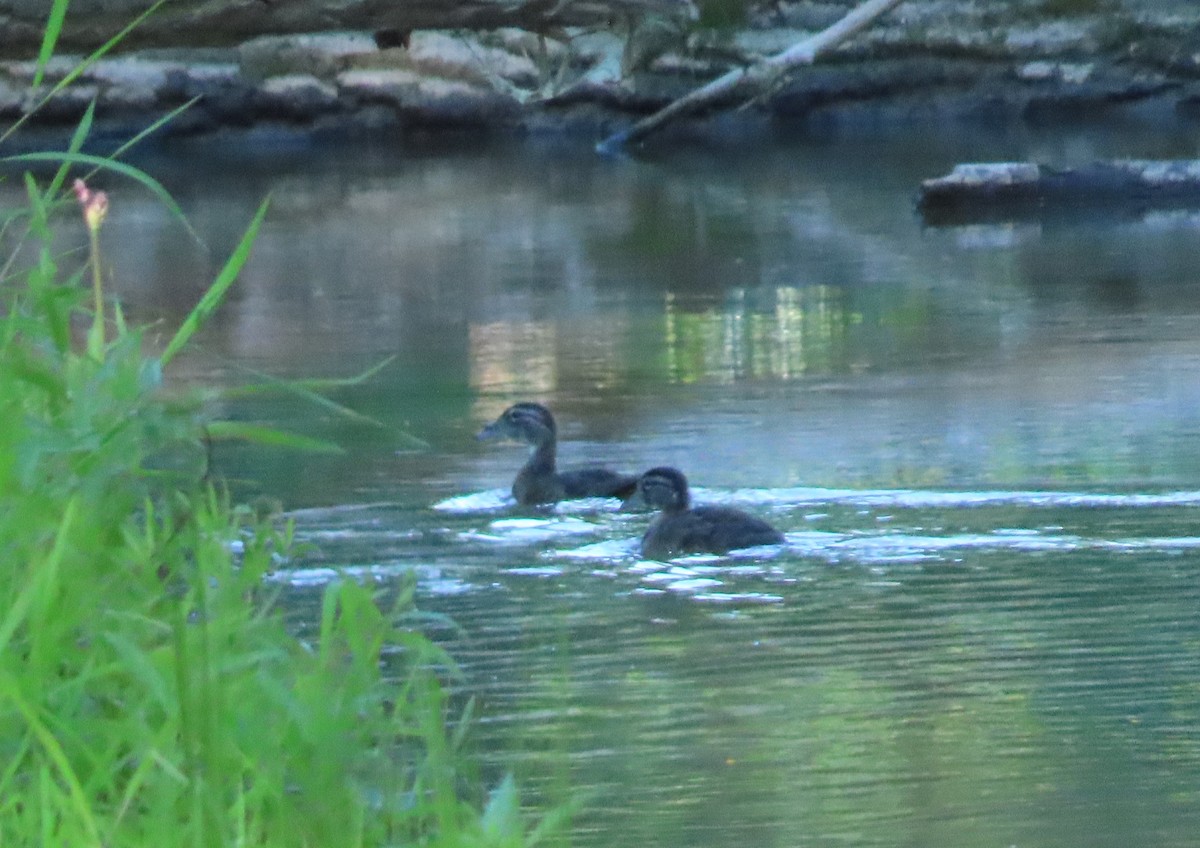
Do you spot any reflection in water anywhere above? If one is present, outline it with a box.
[664,284,856,382]
[11,127,1200,847]
[469,321,559,396]
[464,282,862,394]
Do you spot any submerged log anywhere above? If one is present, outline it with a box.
[917,160,1200,225]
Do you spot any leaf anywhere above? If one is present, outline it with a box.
[45,98,94,203]
[233,355,398,395]
[0,0,171,145]
[101,631,172,710]
[0,496,77,655]
[102,96,203,167]
[205,421,344,454]
[221,356,429,448]
[526,797,583,847]
[3,151,200,244]
[480,774,523,845]
[0,676,103,847]
[33,0,71,90]
[9,346,67,401]
[159,197,269,367]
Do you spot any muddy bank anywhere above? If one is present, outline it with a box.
[3,0,1200,147]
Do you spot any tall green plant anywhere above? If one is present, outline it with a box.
[0,3,554,845]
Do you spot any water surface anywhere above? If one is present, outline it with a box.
[40,123,1200,845]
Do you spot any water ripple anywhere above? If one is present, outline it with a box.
[712,486,1200,510]
[283,486,1200,601]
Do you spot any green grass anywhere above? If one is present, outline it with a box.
[0,170,551,848]
[0,5,555,846]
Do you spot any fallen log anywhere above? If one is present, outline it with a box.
[0,0,684,54]
[917,160,1200,225]
[595,0,904,155]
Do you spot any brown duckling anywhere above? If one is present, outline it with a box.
[477,402,638,506]
[637,466,784,560]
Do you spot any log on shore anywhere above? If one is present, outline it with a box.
[595,0,903,154]
[0,0,685,55]
[917,160,1200,224]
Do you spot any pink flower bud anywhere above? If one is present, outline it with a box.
[85,192,109,232]
[74,178,108,232]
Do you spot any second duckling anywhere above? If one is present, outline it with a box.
[478,402,638,506]
[637,466,785,560]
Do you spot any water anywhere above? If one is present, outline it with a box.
[29,122,1200,844]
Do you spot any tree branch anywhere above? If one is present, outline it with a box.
[596,0,905,154]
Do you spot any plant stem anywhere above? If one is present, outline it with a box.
[87,223,104,358]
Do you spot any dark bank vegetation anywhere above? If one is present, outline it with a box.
[0,4,555,845]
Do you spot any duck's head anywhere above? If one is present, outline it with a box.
[477,402,557,447]
[635,466,691,512]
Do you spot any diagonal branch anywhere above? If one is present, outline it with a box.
[596,0,905,154]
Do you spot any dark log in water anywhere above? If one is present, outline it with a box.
[917,160,1200,225]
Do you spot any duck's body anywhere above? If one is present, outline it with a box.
[637,466,784,560]
[478,402,638,506]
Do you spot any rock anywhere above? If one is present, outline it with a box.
[1017,60,1095,85]
[1004,21,1102,56]
[6,1,1200,141]
[337,67,516,124]
[89,57,178,109]
[255,73,342,120]
[238,32,378,82]
[406,30,540,88]
[0,75,22,117]
[23,83,99,122]
[158,63,253,127]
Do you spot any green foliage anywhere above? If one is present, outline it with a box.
[0,6,550,846]
[0,163,550,845]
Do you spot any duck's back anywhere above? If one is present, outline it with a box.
[559,468,638,500]
[642,505,784,560]
[513,466,637,505]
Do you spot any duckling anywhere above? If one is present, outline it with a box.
[477,402,638,506]
[637,466,784,560]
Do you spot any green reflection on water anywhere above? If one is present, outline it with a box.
[662,285,858,382]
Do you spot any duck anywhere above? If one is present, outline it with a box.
[636,466,785,560]
[477,402,638,506]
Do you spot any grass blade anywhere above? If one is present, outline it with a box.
[3,151,200,243]
[0,0,171,145]
[159,197,269,367]
[0,497,77,656]
[205,421,345,454]
[220,356,431,448]
[1,680,103,847]
[44,99,95,203]
[102,96,202,165]
[229,355,398,397]
[33,0,71,89]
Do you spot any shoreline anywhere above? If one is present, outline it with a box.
[3,0,1200,150]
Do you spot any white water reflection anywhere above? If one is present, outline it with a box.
[281,483,1200,601]
[433,485,1200,514]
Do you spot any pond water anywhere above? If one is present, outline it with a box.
[71,121,1200,844]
